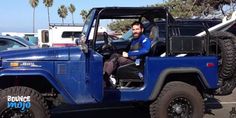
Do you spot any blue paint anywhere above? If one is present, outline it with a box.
[104,56,218,102]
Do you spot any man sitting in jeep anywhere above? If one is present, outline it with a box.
[103,21,152,87]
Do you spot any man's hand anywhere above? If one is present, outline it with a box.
[122,52,128,57]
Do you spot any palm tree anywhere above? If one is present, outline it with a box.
[80,10,88,22]
[58,5,68,24]
[68,4,76,25]
[29,0,39,33]
[43,0,53,26]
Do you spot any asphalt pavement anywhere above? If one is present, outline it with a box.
[52,89,236,118]
[204,89,236,118]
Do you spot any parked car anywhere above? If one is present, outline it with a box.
[0,36,38,51]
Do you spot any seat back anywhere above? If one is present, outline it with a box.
[148,41,166,56]
[149,25,159,41]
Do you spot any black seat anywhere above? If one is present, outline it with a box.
[149,40,166,56]
[116,40,161,87]
[116,62,143,87]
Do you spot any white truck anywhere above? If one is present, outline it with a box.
[38,24,83,47]
[38,24,107,47]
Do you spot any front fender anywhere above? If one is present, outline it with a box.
[0,68,76,104]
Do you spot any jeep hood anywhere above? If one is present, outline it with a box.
[0,47,71,61]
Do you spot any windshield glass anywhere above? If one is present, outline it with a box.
[121,29,132,40]
[13,36,35,46]
[81,9,96,40]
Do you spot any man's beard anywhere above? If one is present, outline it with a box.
[133,32,141,39]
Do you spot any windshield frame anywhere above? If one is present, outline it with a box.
[81,9,96,44]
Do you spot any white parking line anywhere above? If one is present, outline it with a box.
[206,102,236,105]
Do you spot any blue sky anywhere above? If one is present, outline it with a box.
[0,0,162,33]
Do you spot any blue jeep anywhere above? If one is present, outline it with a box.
[0,7,225,118]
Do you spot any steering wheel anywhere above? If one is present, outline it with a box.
[97,32,117,56]
[103,32,109,45]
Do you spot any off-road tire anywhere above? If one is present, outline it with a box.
[231,34,236,61]
[0,86,50,118]
[210,31,236,79]
[215,74,236,95]
[210,31,236,41]
[149,81,204,118]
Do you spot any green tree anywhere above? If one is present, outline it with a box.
[106,0,236,33]
[108,0,206,33]
[43,0,53,26]
[80,10,88,22]
[29,0,39,33]
[152,0,206,18]
[196,0,236,15]
[58,5,68,24]
[153,0,236,17]
[108,19,135,33]
[68,4,76,25]
[197,0,236,8]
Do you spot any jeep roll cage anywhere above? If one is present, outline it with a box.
[85,7,172,51]
[85,7,211,57]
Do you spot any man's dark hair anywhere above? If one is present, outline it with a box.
[131,21,144,29]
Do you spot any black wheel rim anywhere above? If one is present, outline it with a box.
[167,97,193,118]
[1,108,33,118]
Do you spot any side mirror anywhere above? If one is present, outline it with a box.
[75,38,81,46]
[75,38,88,53]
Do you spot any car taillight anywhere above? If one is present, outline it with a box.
[206,62,215,68]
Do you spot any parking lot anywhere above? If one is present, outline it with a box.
[205,89,236,118]
[51,89,236,118]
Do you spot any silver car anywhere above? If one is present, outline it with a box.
[0,35,38,51]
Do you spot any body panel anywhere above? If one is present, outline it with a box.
[104,56,218,102]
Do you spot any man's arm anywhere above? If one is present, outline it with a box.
[128,38,151,57]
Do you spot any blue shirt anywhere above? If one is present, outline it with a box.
[128,34,151,58]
